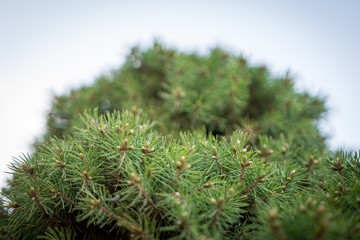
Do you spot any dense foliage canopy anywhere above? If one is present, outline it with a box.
[1,43,359,240]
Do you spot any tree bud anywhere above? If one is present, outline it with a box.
[245,161,252,167]
[268,209,278,221]
[210,198,217,205]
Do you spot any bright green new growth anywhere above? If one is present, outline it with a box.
[2,111,359,239]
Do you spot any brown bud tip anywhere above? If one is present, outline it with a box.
[269,149,274,154]
[129,129,134,135]
[236,139,241,146]
[127,180,133,185]
[242,148,247,154]
[310,155,314,161]
[299,204,306,213]
[174,192,181,198]
[210,198,217,205]
[124,123,129,128]
[289,170,296,178]
[268,209,278,220]
[317,205,325,215]
[306,198,313,207]
[185,164,191,169]
[263,144,267,149]
[181,212,188,218]
[83,171,88,175]
[245,161,253,167]
[79,153,84,157]
[129,146,134,150]
[124,139,128,144]
[218,197,224,205]
[30,187,35,193]
[117,145,121,150]
[228,188,234,194]
[131,173,141,183]
[180,156,185,163]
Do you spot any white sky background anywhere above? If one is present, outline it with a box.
[0,0,359,187]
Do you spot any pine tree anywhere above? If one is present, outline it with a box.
[1,42,359,239]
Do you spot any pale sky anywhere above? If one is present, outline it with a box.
[1,0,359,186]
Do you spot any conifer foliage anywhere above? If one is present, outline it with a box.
[42,42,326,150]
[1,43,359,239]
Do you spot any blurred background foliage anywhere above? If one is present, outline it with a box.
[41,41,327,152]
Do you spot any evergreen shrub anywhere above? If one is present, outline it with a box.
[1,43,359,239]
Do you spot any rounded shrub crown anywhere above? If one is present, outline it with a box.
[2,43,359,240]
[43,42,326,150]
